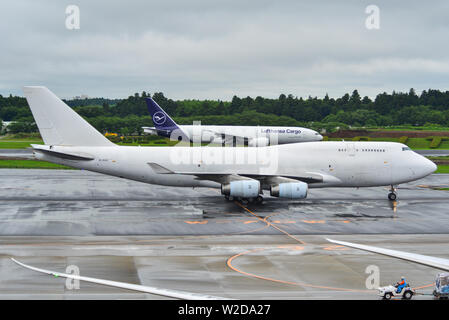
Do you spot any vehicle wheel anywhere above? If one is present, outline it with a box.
[388,192,397,201]
[384,292,392,300]
[241,199,249,205]
[403,291,413,300]
[224,195,230,201]
[256,195,263,204]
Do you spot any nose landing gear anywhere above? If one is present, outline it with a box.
[388,185,397,201]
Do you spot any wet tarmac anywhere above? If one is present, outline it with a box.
[0,169,448,299]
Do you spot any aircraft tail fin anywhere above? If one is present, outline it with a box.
[23,86,114,147]
[145,98,183,135]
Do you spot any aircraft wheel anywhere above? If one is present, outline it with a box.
[241,199,249,205]
[388,192,397,201]
[224,195,230,201]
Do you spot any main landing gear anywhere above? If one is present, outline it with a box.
[388,185,397,201]
[225,195,264,204]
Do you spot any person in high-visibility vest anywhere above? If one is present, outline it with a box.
[396,276,407,293]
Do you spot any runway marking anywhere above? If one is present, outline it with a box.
[184,220,208,225]
[235,202,306,245]
[302,220,325,224]
[272,220,296,224]
[243,220,258,224]
[277,245,304,250]
[322,245,348,251]
[226,247,373,293]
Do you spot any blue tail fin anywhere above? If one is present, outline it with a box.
[145,98,189,140]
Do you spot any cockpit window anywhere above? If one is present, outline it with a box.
[402,147,411,151]
[314,132,320,135]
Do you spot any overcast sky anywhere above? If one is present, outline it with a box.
[1,1,448,100]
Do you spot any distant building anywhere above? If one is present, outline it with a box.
[1,121,13,128]
[73,94,89,100]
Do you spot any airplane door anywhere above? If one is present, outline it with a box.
[347,143,356,157]
[345,142,357,184]
[381,151,392,185]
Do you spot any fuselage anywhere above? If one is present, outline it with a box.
[144,125,323,145]
[33,141,436,191]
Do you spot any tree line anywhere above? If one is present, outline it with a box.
[1,88,449,135]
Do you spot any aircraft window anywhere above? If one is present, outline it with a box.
[402,147,411,151]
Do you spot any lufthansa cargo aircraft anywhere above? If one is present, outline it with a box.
[142,98,323,146]
[23,87,436,203]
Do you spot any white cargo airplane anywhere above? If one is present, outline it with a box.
[23,86,436,203]
[142,98,323,146]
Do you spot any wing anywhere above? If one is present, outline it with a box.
[326,239,449,272]
[11,258,230,300]
[147,162,325,185]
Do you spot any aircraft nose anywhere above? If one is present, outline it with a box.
[419,156,437,176]
[426,158,438,174]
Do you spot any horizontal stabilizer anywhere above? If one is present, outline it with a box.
[32,145,94,161]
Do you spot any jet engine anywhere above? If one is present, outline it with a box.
[221,180,260,198]
[270,182,308,199]
[248,137,269,147]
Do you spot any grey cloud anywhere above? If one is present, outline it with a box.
[0,0,448,100]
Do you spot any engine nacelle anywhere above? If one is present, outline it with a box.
[270,182,308,199]
[221,180,260,198]
[248,137,269,147]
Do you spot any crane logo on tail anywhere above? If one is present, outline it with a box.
[153,111,166,125]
